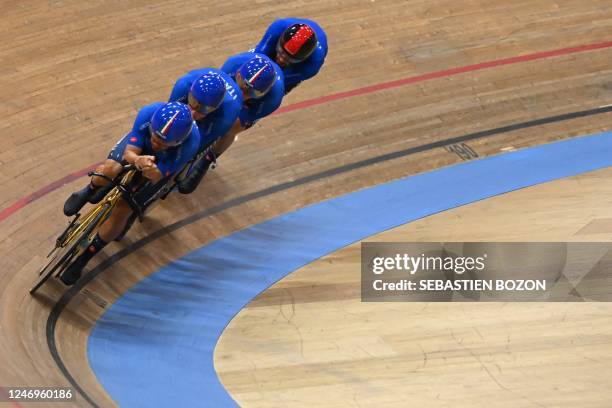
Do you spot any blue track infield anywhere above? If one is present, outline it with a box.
[88,131,612,407]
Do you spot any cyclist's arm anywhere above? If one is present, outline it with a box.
[253,19,287,55]
[168,75,191,103]
[123,144,142,164]
[141,167,163,183]
[210,119,245,156]
[123,145,163,182]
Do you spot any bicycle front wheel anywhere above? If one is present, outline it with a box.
[30,203,110,294]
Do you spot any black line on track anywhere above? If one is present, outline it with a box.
[45,105,612,407]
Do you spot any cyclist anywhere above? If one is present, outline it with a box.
[177,53,285,193]
[168,70,242,194]
[59,102,200,285]
[252,18,328,94]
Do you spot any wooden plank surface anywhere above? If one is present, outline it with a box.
[216,168,612,407]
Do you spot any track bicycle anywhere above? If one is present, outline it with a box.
[30,165,144,294]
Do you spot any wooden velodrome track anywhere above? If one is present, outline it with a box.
[217,168,612,407]
[0,0,611,406]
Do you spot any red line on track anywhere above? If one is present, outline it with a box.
[1,40,611,224]
[0,163,102,223]
[275,41,612,114]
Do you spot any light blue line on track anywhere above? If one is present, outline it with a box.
[88,131,612,407]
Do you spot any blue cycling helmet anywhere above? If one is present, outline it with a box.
[149,102,193,147]
[189,72,227,115]
[238,55,276,98]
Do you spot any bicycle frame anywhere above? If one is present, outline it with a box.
[31,165,148,294]
[60,168,139,247]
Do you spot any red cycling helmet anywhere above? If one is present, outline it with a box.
[277,23,318,63]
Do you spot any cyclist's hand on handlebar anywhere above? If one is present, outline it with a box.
[135,155,156,171]
[142,164,162,182]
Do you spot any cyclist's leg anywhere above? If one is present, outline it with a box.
[97,199,134,241]
[88,159,123,203]
[60,175,168,285]
[59,198,133,285]
[113,212,138,242]
[64,136,127,216]
[178,142,218,195]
